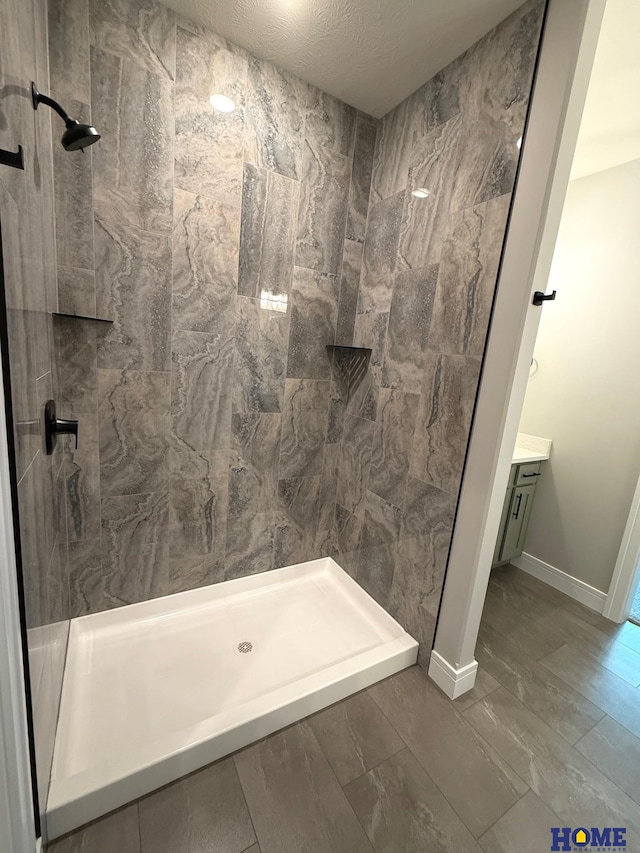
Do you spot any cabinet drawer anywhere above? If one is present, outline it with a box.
[515,462,541,485]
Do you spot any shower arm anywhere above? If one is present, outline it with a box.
[31,83,72,125]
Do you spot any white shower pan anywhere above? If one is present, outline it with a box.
[47,557,417,838]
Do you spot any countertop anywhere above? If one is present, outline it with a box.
[512,432,552,465]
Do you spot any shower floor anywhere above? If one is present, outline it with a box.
[47,557,417,839]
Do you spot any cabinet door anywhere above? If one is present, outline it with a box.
[492,487,513,566]
[500,484,536,562]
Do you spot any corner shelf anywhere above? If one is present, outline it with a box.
[326,345,372,357]
[326,345,372,402]
[52,312,113,324]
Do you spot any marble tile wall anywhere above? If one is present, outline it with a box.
[50,0,543,677]
[0,0,68,826]
[329,0,545,667]
[49,0,378,616]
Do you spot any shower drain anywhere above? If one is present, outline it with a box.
[237,641,253,654]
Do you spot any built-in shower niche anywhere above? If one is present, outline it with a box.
[327,345,372,404]
[47,557,417,839]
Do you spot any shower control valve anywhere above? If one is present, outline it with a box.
[44,399,78,455]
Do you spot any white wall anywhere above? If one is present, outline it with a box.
[519,157,640,593]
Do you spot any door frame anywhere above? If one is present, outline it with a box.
[603,472,640,622]
[0,341,38,852]
[429,0,607,698]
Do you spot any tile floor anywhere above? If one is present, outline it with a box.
[48,565,640,853]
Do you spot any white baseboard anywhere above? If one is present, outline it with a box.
[513,552,607,613]
[428,650,478,699]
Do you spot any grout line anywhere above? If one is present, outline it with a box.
[231,756,261,853]
[338,742,407,791]
[476,787,530,843]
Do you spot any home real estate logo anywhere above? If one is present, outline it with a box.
[550,827,627,851]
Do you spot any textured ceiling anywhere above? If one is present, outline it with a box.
[571,0,640,180]
[159,0,528,117]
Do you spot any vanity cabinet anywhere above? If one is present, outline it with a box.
[492,462,542,567]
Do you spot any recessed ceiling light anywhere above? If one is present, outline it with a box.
[411,187,430,198]
[209,94,235,113]
[516,136,522,149]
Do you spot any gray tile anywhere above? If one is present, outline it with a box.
[479,592,566,662]
[245,56,307,181]
[172,329,233,452]
[370,90,424,203]
[279,379,330,479]
[464,687,640,837]
[429,195,511,357]
[575,715,640,806]
[410,353,481,496]
[397,114,462,272]
[169,446,228,560]
[305,87,356,157]
[172,188,240,334]
[225,510,273,580]
[349,543,396,610]
[235,722,373,853]
[476,624,605,744]
[309,691,404,787]
[368,389,419,509]
[65,412,101,542]
[369,668,527,837]
[48,0,91,104]
[453,668,501,713]
[584,639,640,687]
[419,51,467,134]
[68,538,102,617]
[52,99,94,271]
[478,790,560,853]
[238,164,298,300]
[98,369,170,497]
[450,1,544,212]
[296,139,351,276]
[359,490,402,550]
[57,267,96,318]
[229,413,281,518]
[95,214,172,372]
[53,315,98,414]
[91,46,173,234]
[392,526,451,618]
[346,118,376,244]
[273,476,321,567]
[139,758,255,853]
[89,0,176,79]
[336,415,373,513]
[345,748,482,853]
[175,24,246,203]
[358,193,403,315]
[100,491,170,607]
[233,296,289,414]
[317,443,340,535]
[381,265,438,394]
[335,503,363,557]
[327,371,347,445]
[535,605,640,679]
[48,803,140,853]
[5,315,39,482]
[335,239,363,346]
[541,643,640,738]
[287,267,339,379]
[167,554,225,596]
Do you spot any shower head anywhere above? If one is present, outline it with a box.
[31,82,101,152]
[60,119,101,152]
